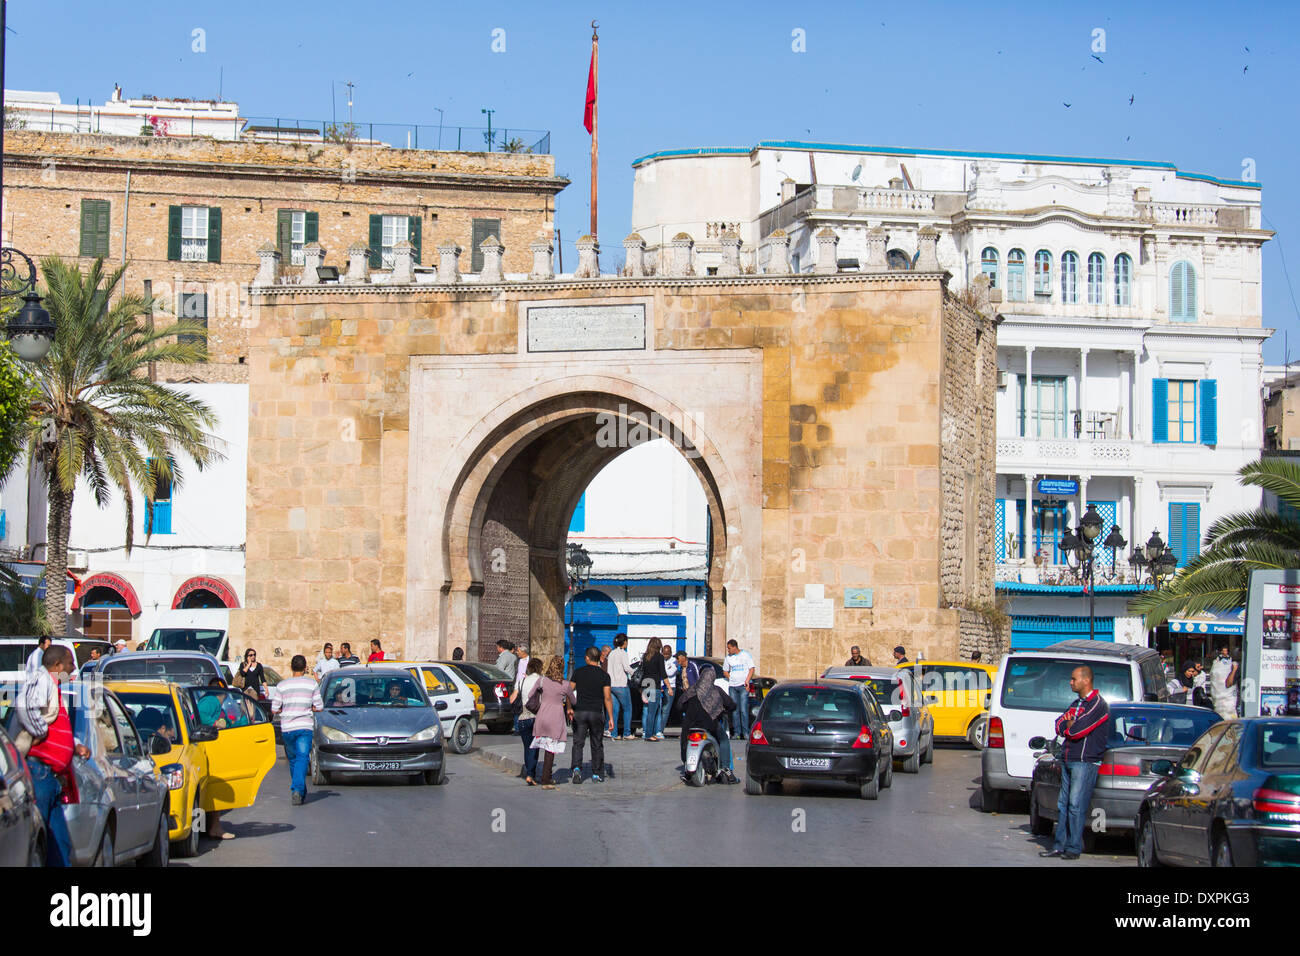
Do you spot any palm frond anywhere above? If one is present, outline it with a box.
[1239,457,1300,511]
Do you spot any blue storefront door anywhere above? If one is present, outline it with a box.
[1010,614,1115,650]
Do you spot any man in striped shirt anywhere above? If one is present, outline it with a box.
[269,655,323,805]
[1041,665,1110,860]
[18,645,88,866]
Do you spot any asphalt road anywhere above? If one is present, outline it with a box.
[183,742,1139,867]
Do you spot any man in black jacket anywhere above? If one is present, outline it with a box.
[1041,665,1110,860]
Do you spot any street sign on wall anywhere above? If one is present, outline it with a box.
[1036,478,1080,496]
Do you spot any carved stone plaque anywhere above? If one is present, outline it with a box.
[526,304,646,353]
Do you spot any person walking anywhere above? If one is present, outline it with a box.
[607,634,634,740]
[336,643,359,666]
[640,638,670,741]
[494,640,517,680]
[844,645,869,667]
[24,636,52,677]
[1041,665,1110,860]
[723,639,755,740]
[314,643,339,681]
[530,656,572,789]
[367,640,385,663]
[678,666,739,784]
[658,645,678,738]
[669,650,699,725]
[234,648,267,698]
[17,645,87,866]
[1208,644,1240,720]
[514,658,544,785]
[893,645,909,665]
[569,646,614,784]
[269,655,324,805]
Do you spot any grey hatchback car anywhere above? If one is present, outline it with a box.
[821,666,936,772]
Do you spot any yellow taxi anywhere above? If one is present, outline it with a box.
[377,661,481,753]
[106,680,276,857]
[896,660,996,748]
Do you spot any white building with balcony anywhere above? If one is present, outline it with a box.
[631,141,1272,653]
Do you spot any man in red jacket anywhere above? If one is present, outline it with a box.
[1041,665,1110,861]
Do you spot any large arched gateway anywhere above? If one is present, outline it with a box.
[240,237,999,678]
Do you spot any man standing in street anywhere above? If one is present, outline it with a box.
[336,643,359,666]
[18,645,88,866]
[845,645,869,667]
[1041,665,1110,860]
[893,645,909,665]
[607,634,634,740]
[494,640,517,680]
[25,636,51,677]
[314,643,339,681]
[723,639,755,740]
[1209,644,1240,720]
[269,655,324,805]
[669,650,699,724]
[367,640,385,663]
[659,644,678,738]
[569,646,613,784]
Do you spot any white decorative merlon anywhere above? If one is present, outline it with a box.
[438,242,462,284]
[300,243,326,285]
[389,240,415,284]
[864,227,888,271]
[254,243,281,288]
[344,242,370,284]
[814,228,839,274]
[575,235,600,278]
[623,233,647,277]
[479,235,504,283]
[915,225,940,272]
[719,231,742,277]
[530,237,554,279]
[765,229,790,275]
[668,232,694,278]
[780,177,797,202]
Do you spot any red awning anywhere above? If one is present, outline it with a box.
[172,575,241,609]
[71,572,142,615]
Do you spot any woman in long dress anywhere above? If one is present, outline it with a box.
[530,656,572,789]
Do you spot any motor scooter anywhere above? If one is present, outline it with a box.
[683,727,722,786]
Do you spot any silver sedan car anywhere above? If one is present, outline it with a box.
[820,666,936,772]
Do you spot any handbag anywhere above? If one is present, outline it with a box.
[525,678,543,715]
[232,669,246,689]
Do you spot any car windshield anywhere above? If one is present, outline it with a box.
[115,692,183,744]
[101,656,219,684]
[763,686,861,722]
[145,628,224,657]
[0,642,36,671]
[1000,658,1133,711]
[322,673,427,708]
[1260,724,1300,767]
[71,640,112,667]
[459,663,512,683]
[1105,707,1220,747]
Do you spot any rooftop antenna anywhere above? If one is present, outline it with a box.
[218,66,223,101]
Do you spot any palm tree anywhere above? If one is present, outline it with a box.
[1129,457,1300,627]
[26,257,222,634]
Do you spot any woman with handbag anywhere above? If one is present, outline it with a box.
[236,649,266,699]
[529,656,573,789]
[513,657,544,785]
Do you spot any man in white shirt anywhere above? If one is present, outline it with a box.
[494,641,517,680]
[513,645,531,689]
[25,636,52,677]
[606,634,634,740]
[659,646,678,738]
[723,639,755,740]
[314,642,339,680]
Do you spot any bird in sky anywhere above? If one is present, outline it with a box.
[1129,94,1134,105]
[1092,54,1103,63]
[1063,102,1072,108]
[1244,65,1249,73]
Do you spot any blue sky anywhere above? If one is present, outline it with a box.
[9,0,1300,361]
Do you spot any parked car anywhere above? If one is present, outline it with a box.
[745,679,896,799]
[1028,702,1222,851]
[390,661,479,753]
[218,662,284,740]
[107,679,276,858]
[629,656,771,733]
[2,637,108,686]
[312,666,447,785]
[438,660,514,733]
[85,649,224,688]
[1136,717,1300,867]
[5,683,171,866]
[0,723,44,866]
[899,659,995,748]
[142,608,232,664]
[821,665,935,771]
[981,639,1170,812]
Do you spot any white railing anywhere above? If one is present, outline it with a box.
[997,436,1135,465]
[857,187,935,212]
[1149,204,1218,226]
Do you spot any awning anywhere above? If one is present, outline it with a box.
[1168,609,1245,636]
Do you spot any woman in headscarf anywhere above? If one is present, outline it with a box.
[529,655,573,789]
[678,664,738,784]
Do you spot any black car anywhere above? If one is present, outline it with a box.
[1137,717,1300,867]
[439,661,515,733]
[744,679,897,800]
[629,657,769,734]
[1029,703,1222,851]
[0,724,44,866]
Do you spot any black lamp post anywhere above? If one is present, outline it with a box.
[1129,529,1179,590]
[564,542,593,677]
[1059,504,1126,642]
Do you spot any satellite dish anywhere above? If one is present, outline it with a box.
[851,164,862,181]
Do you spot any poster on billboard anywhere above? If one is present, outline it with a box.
[1244,569,1300,717]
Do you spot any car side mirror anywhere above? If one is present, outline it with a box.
[1151,759,1175,776]
[887,710,902,723]
[150,734,172,756]
[1028,735,1048,749]
[435,700,448,711]
[191,727,218,743]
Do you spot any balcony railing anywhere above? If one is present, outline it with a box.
[239,117,551,154]
[1147,203,1218,226]
[997,436,1134,465]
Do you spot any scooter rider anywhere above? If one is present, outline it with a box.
[679,666,739,784]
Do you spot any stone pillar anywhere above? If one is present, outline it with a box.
[1024,346,1035,438]
[623,233,647,277]
[668,232,693,278]
[479,235,504,283]
[1131,349,1142,440]
[300,242,325,285]
[1023,473,1035,562]
[344,242,370,284]
[574,235,600,278]
[253,243,281,288]
[814,228,839,274]
[438,241,462,284]
[864,227,887,271]
[764,230,790,275]
[530,237,554,280]
[1079,474,1089,527]
[915,225,940,271]
[780,177,797,202]
[1132,476,1144,550]
[1079,347,1090,436]
[390,240,414,284]
[719,230,742,277]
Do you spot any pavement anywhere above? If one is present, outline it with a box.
[473,727,703,790]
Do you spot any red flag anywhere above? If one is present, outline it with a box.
[583,47,596,133]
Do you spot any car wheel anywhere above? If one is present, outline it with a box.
[1136,813,1162,868]
[901,749,921,773]
[424,761,447,786]
[27,832,44,868]
[1029,785,1053,836]
[94,824,115,868]
[1212,831,1234,868]
[744,771,763,796]
[980,780,1003,813]
[968,717,987,750]
[881,756,894,789]
[859,770,880,800]
[139,809,171,868]
[172,802,201,858]
[921,732,934,765]
[450,717,474,754]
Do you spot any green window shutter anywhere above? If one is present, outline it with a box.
[368,214,383,268]
[1152,378,1169,443]
[80,199,111,258]
[276,210,293,262]
[407,215,421,265]
[305,211,319,244]
[1199,379,1218,445]
[470,218,501,273]
[206,206,222,263]
[167,205,182,261]
[95,201,110,256]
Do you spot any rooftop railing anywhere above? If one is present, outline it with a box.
[239,117,550,154]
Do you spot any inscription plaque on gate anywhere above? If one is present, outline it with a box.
[526,304,646,353]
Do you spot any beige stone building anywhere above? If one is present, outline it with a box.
[237,232,999,676]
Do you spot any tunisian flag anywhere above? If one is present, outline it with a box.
[583,46,597,133]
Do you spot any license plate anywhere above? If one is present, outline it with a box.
[786,756,831,770]
[363,761,402,771]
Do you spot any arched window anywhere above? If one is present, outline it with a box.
[1087,252,1106,305]
[980,247,999,288]
[887,248,911,271]
[1060,251,1079,303]
[1169,260,1197,321]
[1006,249,1026,301]
[1033,250,1052,297]
[1114,253,1132,306]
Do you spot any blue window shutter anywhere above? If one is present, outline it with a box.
[995,499,1006,561]
[153,500,172,535]
[1168,503,1185,567]
[1199,379,1218,445]
[1187,503,1201,565]
[568,493,586,534]
[1152,378,1169,443]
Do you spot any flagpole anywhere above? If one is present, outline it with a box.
[590,20,598,239]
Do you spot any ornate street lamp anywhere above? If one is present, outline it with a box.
[564,542,593,677]
[1060,504,1126,642]
[1,247,55,361]
[1130,530,1179,590]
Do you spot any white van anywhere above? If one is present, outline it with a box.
[980,639,1169,812]
[142,608,232,662]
